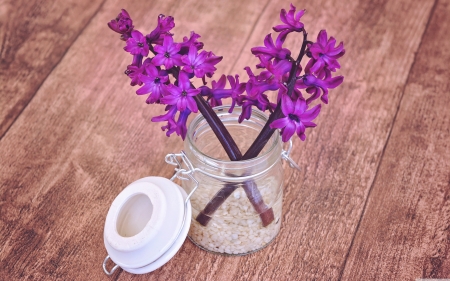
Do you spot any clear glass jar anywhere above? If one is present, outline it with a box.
[182,106,284,255]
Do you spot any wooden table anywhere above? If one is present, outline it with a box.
[1,0,449,280]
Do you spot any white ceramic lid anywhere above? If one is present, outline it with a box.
[103,176,191,274]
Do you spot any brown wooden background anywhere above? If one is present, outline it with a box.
[1,0,449,280]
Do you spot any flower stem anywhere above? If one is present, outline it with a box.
[193,98,274,227]
[193,95,242,160]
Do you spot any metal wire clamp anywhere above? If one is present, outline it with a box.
[281,140,301,171]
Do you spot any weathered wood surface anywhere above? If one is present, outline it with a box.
[341,0,450,279]
[0,0,105,138]
[0,0,448,280]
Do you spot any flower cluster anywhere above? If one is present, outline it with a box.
[108,4,345,143]
[109,12,222,139]
[230,4,345,142]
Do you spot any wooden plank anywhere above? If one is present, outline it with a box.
[0,0,270,280]
[0,1,437,281]
[0,0,105,138]
[341,0,450,279]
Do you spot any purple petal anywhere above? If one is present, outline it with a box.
[136,83,152,95]
[282,122,296,142]
[178,71,191,90]
[270,117,289,129]
[293,98,307,115]
[317,30,328,47]
[281,94,294,116]
[152,55,166,66]
[324,76,344,89]
[301,104,321,122]
[302,121,317,128]
[186,97,198,113]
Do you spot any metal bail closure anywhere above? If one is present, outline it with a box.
[281,140,301,171]
[102,153,197,275]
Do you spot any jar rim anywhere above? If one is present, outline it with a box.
[186,105,281,168]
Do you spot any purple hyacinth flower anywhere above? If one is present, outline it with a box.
[152,35,183,69]
[108,9,134,40]
[180,31,204,55]
[227,74,246,113]
[270,94,321,142]
[152,105,178,137]
[152,105,177,122]
[308,30,345,74]
[146,14,175,45]
[199,75,239,107]
[124,30,149,56]
[265,59,292,82]
[199,75,234,108]
[296,73,344,104]
[273,4,305,40]
[131,54,143,67]
[251,33,291,62]
[181,45,210,78]
[175,109,191,140]
[236,94,276,123]
[124,64,145,86]
[210,75,233,107]
[136,60,169,104]
[161,71,200,112]
[161,118,177,137]
[244,66,280,98]
[203,51,223,78]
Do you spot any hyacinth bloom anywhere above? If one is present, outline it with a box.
[124,30,149,56]
[265,59,292,82]
[108,9,133,40]
[237,96,276,123]
[244,67,280,98]
[296,73,344,104]
[227,75,246,112]
[200,75,230,107]
[146,14,175,45]
[152,105,177,123]
[273,4,305,40]
[152,105,178,135]
[153,35,183,69]
[161,71,200,112]
[175,109,191,139]
[161,118,177,137]
[136,61,169,104]
[270,95,321,142]
[181,45,214,78]
[308,30,345,74]
[124,64,144,86]
[152,106,192,140]
[180,31,204,55]
[203,52,223,78]
[251,33,291,62]
[237,91,275,122]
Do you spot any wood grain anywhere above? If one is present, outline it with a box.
[341,0,450,279]
[0,0,447,280]
[0,0,105,138]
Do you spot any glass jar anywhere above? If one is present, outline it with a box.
[181,106,284,255]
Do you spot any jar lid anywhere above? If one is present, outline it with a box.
[103,176,191,274]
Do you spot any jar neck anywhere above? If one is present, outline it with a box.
[184,106,282,177]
